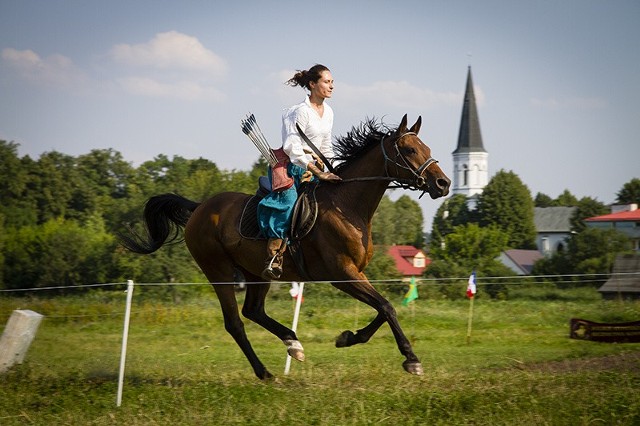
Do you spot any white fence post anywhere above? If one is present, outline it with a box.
[117,280,135,407]
[0,309,44,374]
[284,282,304,375]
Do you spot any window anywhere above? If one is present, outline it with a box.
[615,222,633,229]
[541,237,550,254]
[472,164,479,185]
[462,164,468,186]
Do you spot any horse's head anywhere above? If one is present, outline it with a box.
[382,114,451,199]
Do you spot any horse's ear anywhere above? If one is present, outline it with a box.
[398,114,408,134]
[409,116,422,134]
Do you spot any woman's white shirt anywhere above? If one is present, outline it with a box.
[281,96,334,169]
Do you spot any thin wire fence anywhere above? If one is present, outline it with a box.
[2,272,639,294]
[1,272,638,322]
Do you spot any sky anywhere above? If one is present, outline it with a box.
[1,0,639,231]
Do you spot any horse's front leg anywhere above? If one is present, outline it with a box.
[331,274,423,376]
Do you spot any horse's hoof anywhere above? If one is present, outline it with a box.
[284,339,304,361]
[259,370,274,380]
[403,360,424,376]
[288,348,305,362]
[335,330,356,348]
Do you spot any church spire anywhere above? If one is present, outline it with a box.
[451,66,489,208]
[453,66,486,154]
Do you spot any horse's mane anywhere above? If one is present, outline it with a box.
[332,117,394,171]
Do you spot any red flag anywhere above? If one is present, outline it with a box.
[466,272,477,298]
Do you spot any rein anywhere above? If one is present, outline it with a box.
[336,131,439,198]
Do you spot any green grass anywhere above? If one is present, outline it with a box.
[1,285,639,425]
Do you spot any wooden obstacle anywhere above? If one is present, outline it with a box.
[0,309,44,373]
[570,318,640,343]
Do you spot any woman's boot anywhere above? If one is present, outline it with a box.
[262,238,284,280]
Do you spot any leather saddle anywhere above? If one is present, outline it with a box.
[238,177,318,243]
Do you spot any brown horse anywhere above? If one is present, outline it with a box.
[122,114,450,380]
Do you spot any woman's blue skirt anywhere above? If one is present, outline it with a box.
[257,162,312,239]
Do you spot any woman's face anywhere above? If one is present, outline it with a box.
[310,70,334,99]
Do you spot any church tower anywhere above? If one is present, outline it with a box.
[452,66,488,210]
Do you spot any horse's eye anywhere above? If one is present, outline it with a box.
[401,147,416,155]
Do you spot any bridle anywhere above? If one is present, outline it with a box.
[333,130,439,198]
[380,131,439,193]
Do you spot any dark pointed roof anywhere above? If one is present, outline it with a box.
[453,67,486,154]
[598,254,640,296]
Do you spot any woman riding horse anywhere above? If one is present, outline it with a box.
[121,114,451,380]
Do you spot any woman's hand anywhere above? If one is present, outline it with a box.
[311,154,325,171]
[307,163,341,182]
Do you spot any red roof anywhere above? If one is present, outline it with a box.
[585,209,640,222]
[387,245,430,276]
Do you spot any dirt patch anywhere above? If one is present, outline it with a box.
[521,351,640,374]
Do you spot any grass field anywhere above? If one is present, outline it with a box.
[1,284,639,425]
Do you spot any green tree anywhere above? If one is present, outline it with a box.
[31,151,81,223]
[616,178,640,205]
[569,197,609,233]
[364,248,402,282]
[534,192,554,207]
[532,228,630,282]
[0,145,277,291]
[0,141,37,227]
[371,195,425,247]
[534,190,579,208]
[222,169,259,195]
[76,149,133,200]
[477,170,537,249]
[249,157,269,182]
[116,241,206,301]
[567,228,630,275]
[427,223,513,299]
[3,225,39,289]
[431,223,509,267]
[3,216,118,289]
[137,154,193,194]
[0,141,23,200]
[0,214,4,285]
[393,195,424,247]
[554,189,579,206]
[372,196,396,246]
[430,194,471,251]
[74,149,137,230]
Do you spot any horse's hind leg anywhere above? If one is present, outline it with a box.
[332,274,423,376]
[335,313,386,347]
[241,275,305,362]
[210,283,273,380]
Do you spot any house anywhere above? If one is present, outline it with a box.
[498,249,544,275]
[498,207,574,274]
[598,254,640,300]
[387,245,430,280]
[584,204,640,252]
[534,206,576,255]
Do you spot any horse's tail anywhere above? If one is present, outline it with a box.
[120,193,200,254]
